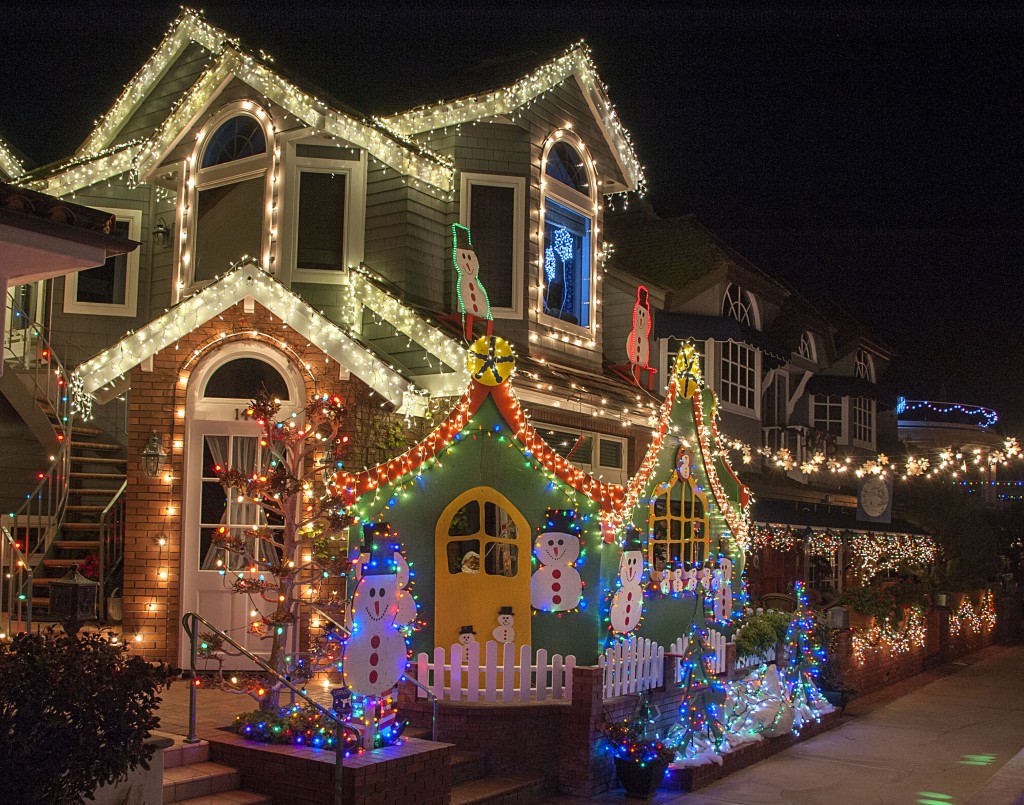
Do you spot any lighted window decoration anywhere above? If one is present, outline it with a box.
[540,133,596,331]
[189,109,272,286]
[852,396,875,445]
[854,349,875,382]
[446,498,519,577]
[720,340,756,411]
[722,283,757,328]
[812,395,844,437]
[648,471,711,576]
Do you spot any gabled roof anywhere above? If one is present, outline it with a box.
[25,9,453,197]
[604,209,787,299]
[0,134,25,181]
[383,41,645,194]
[73,261,430,417]
[339,371,624,517]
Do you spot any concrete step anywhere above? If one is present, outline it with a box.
[162,760,241,803]
[450,776,548,805]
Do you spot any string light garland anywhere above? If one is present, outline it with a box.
[0,133,26,180]
[949,591,997,638]
[895,397,999,429]
[851,606,927,666]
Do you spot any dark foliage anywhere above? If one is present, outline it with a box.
[0,629,172,805]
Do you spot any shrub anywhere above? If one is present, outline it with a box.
[734,609,791,658]
[0,628,172,804]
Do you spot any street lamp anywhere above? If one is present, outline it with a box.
[142,431,167,478]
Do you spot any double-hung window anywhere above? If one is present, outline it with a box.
[540,135,596,331]
[460,173,525,316]
[63,207,141,316]
[720,340,757,411]
[852,396,875,446]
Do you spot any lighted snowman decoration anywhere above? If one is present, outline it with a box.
[392,548,417,629]
[712,556,734,622]
[493,606,515,644]
[530,510,583,612]
[626,285,653,380]
[609,529,645,635]
[452,223,492,341]
[342,542,408,698]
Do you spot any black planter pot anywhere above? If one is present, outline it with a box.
[821,689,843,708]
[613,756,670,800]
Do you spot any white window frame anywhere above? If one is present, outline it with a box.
[282,136,367,286]
[180,103,275,295]
[534,421,628,485]
[811,394,847,443]
[719,339,760,417]
[63,207,141,317]
[459,172,526,318]
[851,396,876,449]
[538,130,598,338]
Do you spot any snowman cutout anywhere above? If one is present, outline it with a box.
[712,556,734,622]
[342,541,408,698]
[452,223,493,341]
[493,606,515,644]
[392,548,417,630]
[458,625,477,647]
[626,285,653,382]
[609,529,645,635]
[530,510,583,612]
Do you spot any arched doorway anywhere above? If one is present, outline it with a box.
[434,487,531,649]
[179,343,305,666]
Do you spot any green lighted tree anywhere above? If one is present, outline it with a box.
[676,616,727,757]
[784,582,828,721]
[198,388,354,714]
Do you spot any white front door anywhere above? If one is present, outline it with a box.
[179,420,285,668]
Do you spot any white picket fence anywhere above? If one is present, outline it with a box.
[734,646,776,672]
[415,641,576,703]
[598,637,665,697]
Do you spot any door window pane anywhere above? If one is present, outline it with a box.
[447,539,481,574]
[484,542,518,577]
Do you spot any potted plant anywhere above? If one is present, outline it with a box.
[0,627,172,805]
[599,696,679,800]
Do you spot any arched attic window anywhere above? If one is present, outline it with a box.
[541,132,597,330]
[798,331,818,363]
[188,108,272,287]
[854,349,875,382]
[722,283,758,328]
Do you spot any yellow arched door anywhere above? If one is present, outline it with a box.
[435,487,531,649]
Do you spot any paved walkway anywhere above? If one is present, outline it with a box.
[553,645,1024,805]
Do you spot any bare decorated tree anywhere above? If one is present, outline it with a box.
[198,387,353,714]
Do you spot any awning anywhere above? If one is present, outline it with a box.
[751,498,930,536]
[654,312,789,369]
[805,374,894,408]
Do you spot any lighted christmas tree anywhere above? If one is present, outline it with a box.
[676,616,727,759]
[197,387,355,714]
[783,582,830,726]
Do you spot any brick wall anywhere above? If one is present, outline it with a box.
[122,299,372,663]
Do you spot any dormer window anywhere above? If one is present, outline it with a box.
[540,132,597,331]
[855,349,875,382]
[722,283,758,328]
[185,107,273,288]
[798,331,817,363]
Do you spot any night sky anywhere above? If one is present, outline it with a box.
[4,4,1023,429]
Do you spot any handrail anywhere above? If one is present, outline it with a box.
[0,525,33,637]
[182,611,354,804]
[2,287,73,629]
[98,480,127,619]
[309,603,437,740]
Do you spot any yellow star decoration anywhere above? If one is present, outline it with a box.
[467,335,515,386]
[674,339,703,399]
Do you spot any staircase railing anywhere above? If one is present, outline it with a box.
[182,611,357,804]
[0,525,33,637]
[98,480,127,619]
[2,286,74,627]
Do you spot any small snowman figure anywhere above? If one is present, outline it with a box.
[712,556,734,622]
[457,625,477,647]
[493,606,515,644]
[626,285,652,381]
[657,564,673,596]
[452,223,492,341]
[342,538,408,699]
[671,565,687,595]
[530,510,583,612]
[609,528,645,635]
[392,547,417,629]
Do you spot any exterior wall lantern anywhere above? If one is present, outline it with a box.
[49,565,99,633]
[152,217,171,249]
[142,431,168,478]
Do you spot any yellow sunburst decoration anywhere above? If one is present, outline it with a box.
[674,339,702,399]
[467,335,515,386]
